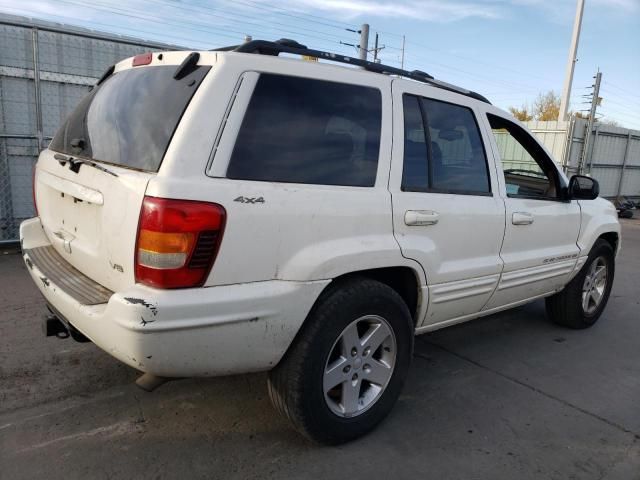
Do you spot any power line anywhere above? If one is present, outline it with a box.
[147,0,350,43]
[599,99,640,118]
[403,40,556,84]
[598,108,640,124]
[600,89,640,110]
[218,0,357,31]
[7,0,628,123]
[57,0,349,48]
[0,5,207,47]
[603,80,640,98]
[401,52,542,94]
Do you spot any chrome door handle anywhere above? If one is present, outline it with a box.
[512,212,534,225]
[405,210,439,226]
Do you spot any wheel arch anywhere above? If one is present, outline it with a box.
[598,231,619,255]
[333,266,425,327]
[276,265,425,369]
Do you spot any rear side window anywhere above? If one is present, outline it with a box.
[401,94,491,195]
[50,65,210,172]
[227,74,382,187]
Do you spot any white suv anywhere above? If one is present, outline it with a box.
[21,39,620,444]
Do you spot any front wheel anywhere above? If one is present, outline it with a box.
[267,277,414,444]
[546,239,615,329]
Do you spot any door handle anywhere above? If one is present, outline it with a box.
[405,210,439,226]
[512,212,534,225]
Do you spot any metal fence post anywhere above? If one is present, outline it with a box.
[587,124,599,174]
[0,139,16,242]
[561,116,575,174]
[31,27,43,151]
[616,131,632,197]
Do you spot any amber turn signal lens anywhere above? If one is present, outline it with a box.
[137,230,194,254]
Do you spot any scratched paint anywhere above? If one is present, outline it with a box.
[124,297,158,316]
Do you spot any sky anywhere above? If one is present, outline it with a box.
[1,0,639,129]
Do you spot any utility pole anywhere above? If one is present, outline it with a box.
[373,32,379,62]
[579,70,602,174]
[371,33,385,63]
[400,35,406,70]
[559,0,585,121]
[359,23,369,61]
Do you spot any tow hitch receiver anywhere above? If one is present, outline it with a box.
[42,310,90,342]
[42,314,69,338]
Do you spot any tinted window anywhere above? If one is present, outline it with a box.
[227,74,382,187]
[401,95,490,195]
[421,98,490,194]
[402,95,429,190]
[50,65,210,172]
[488,114,558,199]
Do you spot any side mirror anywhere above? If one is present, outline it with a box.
[569,175,599,200]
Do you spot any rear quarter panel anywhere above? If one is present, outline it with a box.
[147,54,426,287]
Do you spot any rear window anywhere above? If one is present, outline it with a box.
[49,65,210,172]
[226,74,382,187]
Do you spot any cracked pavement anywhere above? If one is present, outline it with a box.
[1,219,639,479]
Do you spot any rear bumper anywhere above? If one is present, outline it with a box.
[20,217,329,377]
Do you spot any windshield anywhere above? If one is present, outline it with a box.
[49,64,210,172]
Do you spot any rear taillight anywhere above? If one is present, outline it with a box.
[32,164,38,216]
[135,196,226,289]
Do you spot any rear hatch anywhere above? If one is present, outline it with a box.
[34,57,210,292]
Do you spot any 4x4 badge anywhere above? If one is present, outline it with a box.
[234,196,265,204]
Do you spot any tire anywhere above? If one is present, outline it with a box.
[546,239,615,329]
[267,276,414,444]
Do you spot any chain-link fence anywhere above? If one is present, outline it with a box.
[0,13,181,242]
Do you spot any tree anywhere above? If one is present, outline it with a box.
[508,90,562,122]
[532,91,560,121]
[508,105,533,121]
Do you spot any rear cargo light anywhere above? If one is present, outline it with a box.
[135,196,226,289]
[132,53,153,66]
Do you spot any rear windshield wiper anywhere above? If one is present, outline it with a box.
[54,153,119,177]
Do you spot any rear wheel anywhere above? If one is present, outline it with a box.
[546,239,615,329]
[267,277,414,444]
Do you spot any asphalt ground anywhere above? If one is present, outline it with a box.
[1,219,639,479]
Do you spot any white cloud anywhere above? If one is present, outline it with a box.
[246,0,504,22]
[0,0,95,20]
[592,0,639,9]
[247,0,638,23]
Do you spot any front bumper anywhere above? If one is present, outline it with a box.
[20,217,329,377]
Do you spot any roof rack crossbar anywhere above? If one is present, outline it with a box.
[211,39,491,104]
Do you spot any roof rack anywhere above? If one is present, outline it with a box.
[212,38,491,104]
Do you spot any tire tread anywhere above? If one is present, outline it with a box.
[546,239,614,329]
[267,276,413,443]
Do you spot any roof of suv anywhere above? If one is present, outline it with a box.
[211,38,491,105]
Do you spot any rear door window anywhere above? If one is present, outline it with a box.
[226,74,382,187]
[401,94,491,195]
[50,65,210,172]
